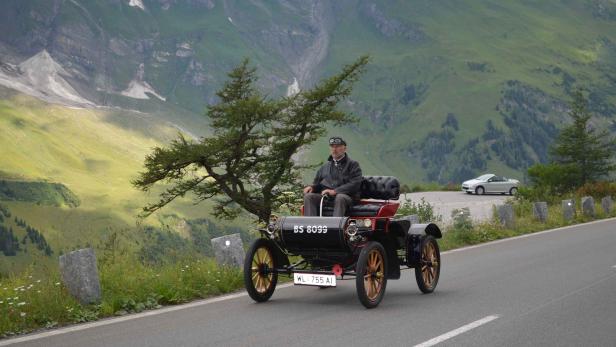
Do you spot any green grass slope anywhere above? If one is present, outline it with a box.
[0,90,247,274]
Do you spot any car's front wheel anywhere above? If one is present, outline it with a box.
[356,242,388,308]
[244,239,278,303]
[475,186,485,195]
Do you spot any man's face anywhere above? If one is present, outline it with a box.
[330,144,346,159]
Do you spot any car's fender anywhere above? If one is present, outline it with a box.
[261,238,290,268]
[408,223,442,239]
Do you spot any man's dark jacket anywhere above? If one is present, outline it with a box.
[311,153,363,200]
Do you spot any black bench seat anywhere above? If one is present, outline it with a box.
[319,176,400,217]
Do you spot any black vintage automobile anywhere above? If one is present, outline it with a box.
[243,176,442,308]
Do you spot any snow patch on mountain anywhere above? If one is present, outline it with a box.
[122,80,166,101]
[128,0,145,10]
[286,77,300,96]
[121,63,166,101]
[0,50,94,107]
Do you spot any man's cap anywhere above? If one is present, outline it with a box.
[329,136,346,146]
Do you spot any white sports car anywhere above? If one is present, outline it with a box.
[461,174,519,195]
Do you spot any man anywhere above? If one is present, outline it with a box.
[303,136,363,216]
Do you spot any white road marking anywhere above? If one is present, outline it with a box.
[2,217,614,345]
[442,217,616,255]
[413,315,500,347]
[0,283,294,346]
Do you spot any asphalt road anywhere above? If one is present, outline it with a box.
[3,218,616,347]
[402,191,510,224]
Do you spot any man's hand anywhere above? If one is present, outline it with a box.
[321,189,337,196]
[303,186,313,194]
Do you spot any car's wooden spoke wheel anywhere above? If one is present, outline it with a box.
[252,247,274,294]
[415,236,440,293]
[356,242,387,308]
[244,239,278,302]
[364,250,385,300]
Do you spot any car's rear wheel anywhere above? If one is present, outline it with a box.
[475,186,485,195]
[244,239,278,302]
[356,242,387,308]
[415,236,440,293]
[509,187,518,195]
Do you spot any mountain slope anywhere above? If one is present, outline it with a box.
[0,0,615,184]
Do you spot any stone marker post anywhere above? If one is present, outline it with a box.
[562,199,575,221]
[602,196,613,215]
[59,248,101,305]
[532,202,548,222]
[498,204,515,228]
[581,196,595,218]
[211,233,245,268]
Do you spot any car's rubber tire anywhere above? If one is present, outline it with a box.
[244,239,278,303]
[509,187,518,196]
[356,242,388,308]
[415,236,441,294]
[475,186,485,195]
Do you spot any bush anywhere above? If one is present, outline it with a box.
[397,198,442,223]
[575,181,616,199]
[448,207,474,243]
[527,163,580,195]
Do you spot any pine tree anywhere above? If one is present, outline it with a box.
[550,90,616,185]
[133,56,369,223]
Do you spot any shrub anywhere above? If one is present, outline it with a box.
[397,198,442,223]
[448,207,474,243]
[527,163,580,195]
[575,181,616,199]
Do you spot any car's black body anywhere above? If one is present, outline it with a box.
[244,176,442,308]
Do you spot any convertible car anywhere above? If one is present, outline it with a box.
[244,176,442,308]
[461,174,519,195]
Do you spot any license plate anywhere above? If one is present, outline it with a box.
[293,273,336,287]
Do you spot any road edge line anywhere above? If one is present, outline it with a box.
[441,217,616,255]
[0,283,294,346]
[2,217,614,345]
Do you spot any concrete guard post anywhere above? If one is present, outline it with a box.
[59,248,102,305]
[211,233,245,268]
[581,196,595,218]
[562,199,575,221]
[601,196,613,215]
[532,202,548,223]
[498,204,515,228]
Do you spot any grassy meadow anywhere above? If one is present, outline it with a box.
[0,91,251,275]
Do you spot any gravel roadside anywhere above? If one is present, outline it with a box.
[401,191,512,225]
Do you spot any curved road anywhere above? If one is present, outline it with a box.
[3,218,616,347]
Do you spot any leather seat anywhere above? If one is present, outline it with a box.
[321,204,382,217]
[320,176,400,217]
[360,176,400,200]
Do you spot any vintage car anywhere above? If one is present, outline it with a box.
[243,176,442,308]
[461,173,519,195]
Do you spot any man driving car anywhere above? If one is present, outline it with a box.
[303,136,363,216]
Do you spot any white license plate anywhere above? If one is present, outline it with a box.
[293,273,336,287]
